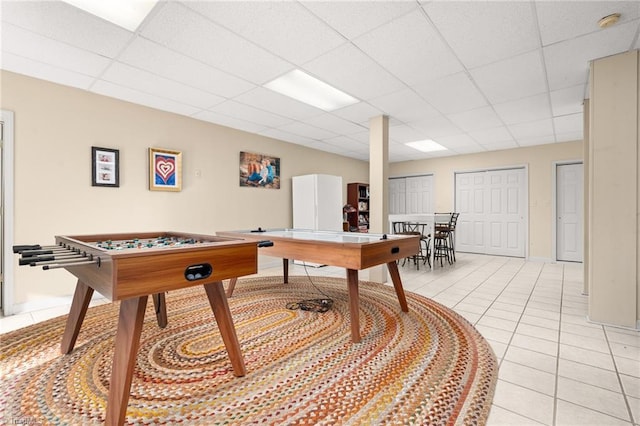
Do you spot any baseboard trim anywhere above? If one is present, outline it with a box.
[11,292,105,316]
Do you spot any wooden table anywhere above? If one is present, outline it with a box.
[41,232,257,426]
[217,229,420,343]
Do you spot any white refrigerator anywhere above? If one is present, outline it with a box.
[292,174,343,266]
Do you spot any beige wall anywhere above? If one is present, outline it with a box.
[1,71,369,308]
[389,141,584,260]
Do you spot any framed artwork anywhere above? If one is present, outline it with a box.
[239,151,280,189]
[149,147,182,192]
[91,146,119,187]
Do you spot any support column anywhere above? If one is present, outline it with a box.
[583,98,590,296]
[369,115,389,283]
[588,50,639,328]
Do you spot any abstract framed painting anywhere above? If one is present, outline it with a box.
[149,148,182,192]
[239,151,280,189]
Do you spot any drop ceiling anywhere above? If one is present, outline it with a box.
[2,1,639,162]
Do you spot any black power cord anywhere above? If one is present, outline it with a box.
[285,261,336,313]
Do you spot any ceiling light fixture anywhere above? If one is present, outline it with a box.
[405,139,447,153]
[61,0,158,32]
[598,13,621,29]
[264,69,359,111]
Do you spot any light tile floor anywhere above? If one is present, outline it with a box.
[2,253,639,425]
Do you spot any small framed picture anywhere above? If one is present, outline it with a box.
[149,147,182,192]
[91,146,119,187]
[239,151,280,189]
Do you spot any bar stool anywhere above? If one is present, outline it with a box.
[433,213,453,266]
[447,213,460,262]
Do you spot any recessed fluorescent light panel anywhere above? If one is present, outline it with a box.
[405,139,447,152]
[61,0,158,31]
[264,69,359,111]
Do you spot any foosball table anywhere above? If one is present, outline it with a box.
[14,232,258,426]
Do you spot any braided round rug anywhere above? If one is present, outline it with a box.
[1,276,497,425]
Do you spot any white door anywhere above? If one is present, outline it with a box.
[405,175,433,214]
[556,163,584,262]
[456,168,526,257]
[389,178,406,214]
[456,172,488,253]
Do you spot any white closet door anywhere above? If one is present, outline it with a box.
[456,172,487,253]
[485,169,526,257]
[556,163,584,262]
[406,175,433,214]
[389,178,406,214]
[455,168,526,257]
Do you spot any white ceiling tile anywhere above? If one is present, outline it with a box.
[1,0,134,57]
[91,80,201,117]
[407,114,462,138]
[414,72,487,114]
[192,110,268,134]
[140,2,291,84]
[509,118,554,140]
[470,50,547,104]
[1,51,96,90]
[550,84,587,116]
[233,87,325,121]
[536,1,640,46]
[276,122,338,140]
[555,132,583,143]
[331,102,384,124]
[2,23,111,77]
[452,144,486,155]
[553,113,584,135]
[257,128,316,146]
[346,130,372,145]
[354,9,463,86]
[517,135,557,146]
[494,93,552,125]
[544,20,639,90]
[302,43,404,101]
[208,100,292,128]
[389,124,429,144]
[435,133,479,150]
[369,88,440,123]
[323,135,364,149]
[468,126,515,145]
[480,140,520,151]
[423,1,540,68]
[2,0,632,163]
[119,37,255,98]
[303,113,367,136]
[186,1,345,65]
[447,106,504,132]
[310,141,353,155]
[101,62,226,109]
[301,1,419,40]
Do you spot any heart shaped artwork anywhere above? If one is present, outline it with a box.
[155,156,175,184]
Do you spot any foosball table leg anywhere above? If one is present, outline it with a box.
[61,280,94,354]
[152,293,168,328]
[105,295,148,426]
[226,277,238,298]
[203,281,246,377]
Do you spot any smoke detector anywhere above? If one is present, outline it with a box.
[598,13,621,28]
